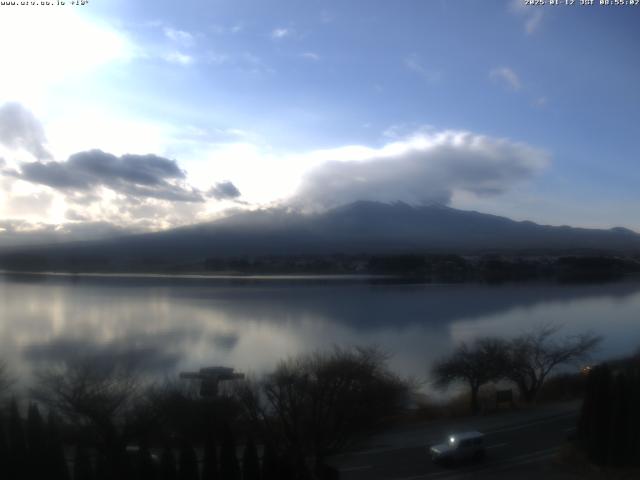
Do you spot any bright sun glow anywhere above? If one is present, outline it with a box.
[0,7,132,106]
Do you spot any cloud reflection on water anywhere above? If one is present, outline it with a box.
[1,274,639,392]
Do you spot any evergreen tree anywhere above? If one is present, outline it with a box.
[137,443,157,480]
[219,424,239,480]
[630,368,640,466]
[94,453,111,480]
[607,372,630,466]
[577,365,597,454]
[242,437,260,480]
[260,442,278,480]
[46,412,70,480]
[0,413,9,480]
[277,454,294,480]
[160,446,178,480]
[178,441,199,480]
[584,364,612,465]
[8,399,27,479]
[201,436,219,480]
[74,445,94,480]
[628,367,640,467]
[26,404,47,479]
[578,363,640,467]
[119,449,134,480]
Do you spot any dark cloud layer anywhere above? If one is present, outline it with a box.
[13,149,204,202]
[0,102,51,158]
[208,180,241,200]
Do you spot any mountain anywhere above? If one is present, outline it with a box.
[1,201,639,272]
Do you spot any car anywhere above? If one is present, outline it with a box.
[429,431,486,464]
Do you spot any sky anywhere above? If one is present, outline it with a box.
[0,0,638,245]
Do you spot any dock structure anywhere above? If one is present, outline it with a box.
[179,366,245,397]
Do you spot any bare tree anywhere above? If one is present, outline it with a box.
[505,324,601,403]
[431,337,509,414]
[31,357,145,471]
[235,346,410,474]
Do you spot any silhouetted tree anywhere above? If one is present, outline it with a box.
[630,368,640,464]
[74,445,94,480]
[45,412,70,480]
[432,338,509,414]
[26,403,47,479]
[242,437,260,480]
[277,455,294,480]
[160,446,177,480]
[582,364,614,465]
[178,441,198,480]
[219,424,240,480]
[236,347,409,472]
[260,443,278,480]
[201,436,219,480]
[94,453,111,480]
[33,358,144,475]
[506,324,600,403]
[578,361,640,467]
[137,443,157,480]
[608,372,632,466]
[0,413,9,480]
[8,399,27,479]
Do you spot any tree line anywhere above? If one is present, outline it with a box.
[0,347,410,480]
[577,356,640,467]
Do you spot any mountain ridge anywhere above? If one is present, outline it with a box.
[0,201,639,272]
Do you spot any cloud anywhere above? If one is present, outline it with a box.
[490,67,522,91]
[404,54,441,82]
[271,28,290,39]
[164,51,195,65]
[4,192,53,217]
[0,103,51,158]
[9,149,204,203]
[163,27,195,47]
[289,130,549,209]
[524,11,543,34]
[0,219,134,248]
[208,181,241,200]
[533,96,548,108]
[510,0,544,34]
[205,51,230,65]
[210,22,244,35]
[301,52,320,61]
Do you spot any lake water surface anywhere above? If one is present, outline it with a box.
[1,273,640,392]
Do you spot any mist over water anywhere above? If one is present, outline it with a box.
[1,273,640,393]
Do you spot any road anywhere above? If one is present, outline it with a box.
[331,402,581,480]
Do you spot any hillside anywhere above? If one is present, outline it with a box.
[1,201,639,272]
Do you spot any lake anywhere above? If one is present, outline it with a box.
[1,273,639,393]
